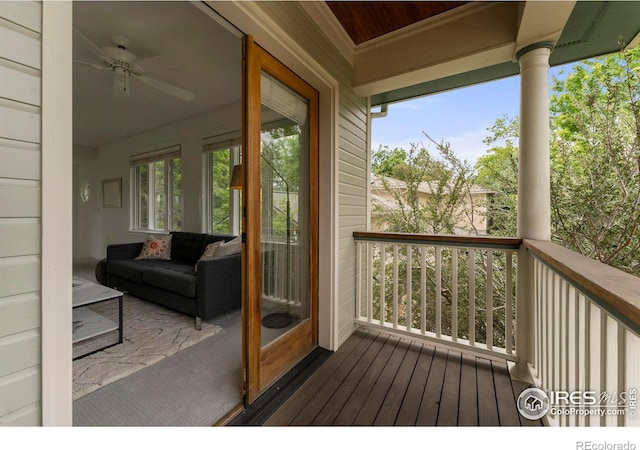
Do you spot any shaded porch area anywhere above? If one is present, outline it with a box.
[264,328,542,426]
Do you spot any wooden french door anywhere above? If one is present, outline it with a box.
[242,36,319,404]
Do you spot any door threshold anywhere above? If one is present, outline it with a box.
[226,346,331,426]
[213,402,245,426]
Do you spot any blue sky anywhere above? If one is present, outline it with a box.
[371,64,575,166]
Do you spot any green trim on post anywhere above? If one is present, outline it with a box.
[516,41,555,61]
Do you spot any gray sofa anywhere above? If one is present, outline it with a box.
[105,231,241,329]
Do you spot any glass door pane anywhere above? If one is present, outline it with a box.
[260,71,310,347]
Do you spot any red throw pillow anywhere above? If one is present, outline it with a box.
[135,235,172,260]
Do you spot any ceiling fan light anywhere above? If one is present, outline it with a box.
[113,67,130,97]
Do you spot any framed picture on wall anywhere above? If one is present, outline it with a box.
[102,178,122,208]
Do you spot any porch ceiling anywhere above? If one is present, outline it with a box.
[326,1,469,45]
[316,1,640,106]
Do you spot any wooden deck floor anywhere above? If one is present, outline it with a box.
[264,328,543,426]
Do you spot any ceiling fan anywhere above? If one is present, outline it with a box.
[73,28,195,101]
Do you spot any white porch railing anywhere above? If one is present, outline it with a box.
[353,232,640,426]
[525,240,640,427]
[353,232,521,360]
[262,238,302,306]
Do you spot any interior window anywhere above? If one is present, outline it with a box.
[203,143,241,235]
[130,146,182,232]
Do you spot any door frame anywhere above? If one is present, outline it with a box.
[211,2,339,354]
[243,36,319,404]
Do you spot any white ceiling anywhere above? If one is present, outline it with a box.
[73,1,242,148]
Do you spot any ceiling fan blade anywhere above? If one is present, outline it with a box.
[73,60,109,70]
[134,74,196,101]
[73,27,110,60]
[133,54,179,73]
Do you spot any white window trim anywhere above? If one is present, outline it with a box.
[130,146,182,233]
[202,140,241,236]
[41,1,73,426]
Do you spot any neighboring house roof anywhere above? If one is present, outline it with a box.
[370,174,494,196]
[370,174,492,235]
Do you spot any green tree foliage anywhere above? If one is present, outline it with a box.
[475,116,519,237]
[261,124,302,237]
[372,135,481,234]
[210,149,231,233]
[371,146,407,177]
[474,46,640,275]
[549,46,640,275]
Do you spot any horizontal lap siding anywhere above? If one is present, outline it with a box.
[313,8,368,347]
[255,3,370,348]
[337,91,367,346]
[0,1,42,426]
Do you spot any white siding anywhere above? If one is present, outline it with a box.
[336,90,368,345]
[0,1,42,426]
[255,2,369,347]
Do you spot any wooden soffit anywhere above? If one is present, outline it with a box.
[326,1,468,45]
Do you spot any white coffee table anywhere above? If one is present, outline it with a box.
[72,276,123,359]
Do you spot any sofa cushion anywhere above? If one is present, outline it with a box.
[107,260,148,284]
[142,263,197,298]
[170,232,206,264]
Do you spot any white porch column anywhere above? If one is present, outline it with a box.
[513,43,553,382]
[517,44,552,240]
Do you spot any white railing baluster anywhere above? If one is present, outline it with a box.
[534,258,541,378]
[624,330,639,427]
[420,246,426,335]
[588,302,602,427]
[583,293,591,427]
[393,244,398,328]
[542,265,549,391]
[598,309,607,427]
[486,251,493,350]
[605,315,617,427]
[559,278,567,427]
[379,244,386,326]
[452,248,458,342]
[367,242,373,323]
[616,323,626,427]
[566,283,576,427]
[435,246,442,338]
[574,289,588,426]
[356,242,362,320]
[468,248,476,346]
[553,273,561,419]
[406,244,412,331]
[505,251,513,354]
[611,322,627,426]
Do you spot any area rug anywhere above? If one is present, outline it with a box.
[72,295,222,401]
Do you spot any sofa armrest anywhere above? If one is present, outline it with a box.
[107,242,144,261]
[196,253,241,319]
